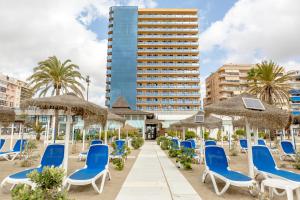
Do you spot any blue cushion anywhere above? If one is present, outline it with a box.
[212,169,252,181]
[69,168,105,180]
[253,145,276,172]
[258,139,266,146]
[240,139,247,149]
[264,169,300,182]
[205,140,216,146]
[281,141,295,154]
[9,168,42,179]
[0,139,5,150]
[41,144,64,167]
[205,146,228,171]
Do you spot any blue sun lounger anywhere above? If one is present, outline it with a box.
[280,140,296,161]
[79,140,103,161]
[1,144,64,189]
[252,145,300,188]
[0,139,27,161]
[240,139,248,153]
[110,139,126,159]
[202,146,255,195]
[171,138,180,150]
[65,144,111,194]
[180,141,200,162]
[257,139,279,154]
[205,140,217,146]
[0,139,5,151]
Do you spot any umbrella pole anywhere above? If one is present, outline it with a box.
[118,127,121,140]
[291,126,296,150]
[182,127,185,140]
[71,124,75,145]
[64,113,71,175]
[82,128,86,151]
[45,119,50,146]
[255,128,258,145]
[18,123,21,139]
[10,123,14,150]
[52,115,56,144]
[282,129,286,140]
[245,118,254,178]
[0,123,2,139]
[221,127,224,147]
[99,126,102,140]
[104,128,107,144]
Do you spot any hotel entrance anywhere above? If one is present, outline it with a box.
[145,125,157,140]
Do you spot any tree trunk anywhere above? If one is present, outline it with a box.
[54,89,60,143]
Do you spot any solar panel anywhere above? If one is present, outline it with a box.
[194,114,204,123]
[242,97,265,111]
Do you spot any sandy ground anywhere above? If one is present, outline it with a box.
[168,144,299,200]
[0,139,140,200]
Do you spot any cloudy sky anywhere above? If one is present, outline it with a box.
[0,0,299,106]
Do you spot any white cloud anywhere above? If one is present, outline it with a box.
[201,0,300,70]
[128,0,157,8]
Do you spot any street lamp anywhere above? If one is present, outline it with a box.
[85,75,90,101]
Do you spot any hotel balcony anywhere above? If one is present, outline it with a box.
[137,49,199,53]
[106,77,111,83]
[136,92,200,97]
[136,77,200,82]
[136,100,200,105]
[292,111,300,116]
[137,41,198,47]
[138,34,198,39]
[106,85,110,91]
[107,62,112,68]
[137,70,199,74]
[136,85,200,89]
[138,21,198,25]
[138,14,197,19]
[137,56,198,60]
[138,28,198,33]
[137,63,199,67]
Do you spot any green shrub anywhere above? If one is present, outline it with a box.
[232,134,239,141]
[20,140,38,167]
[156,136,167,145]
[161,139,171,150]
[167,130,177,137]
[217,131,222,141]
[223,135,228,141]
[131,137,144,149]
[12,167,68,200]
[258,131,266,139]
[112,158,124,171]
[168,149,180,158]
[235,129,245,137]
[293,153,300,170]
[203,132,209,140]
[175,147,195,170]
[185,131,196,140]
[229,142,239,156]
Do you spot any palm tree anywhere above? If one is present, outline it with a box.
[27,56,85,141]
[247,60,293,107]
[32,121,45,141]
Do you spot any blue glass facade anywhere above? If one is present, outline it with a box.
[108,6,138,109]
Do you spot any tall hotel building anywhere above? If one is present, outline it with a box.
[105,6,201,116]
[204,64,253,105]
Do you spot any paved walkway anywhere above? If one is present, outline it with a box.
[116,142,202,200]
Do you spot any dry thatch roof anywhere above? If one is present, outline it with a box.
[232,117,275,129]
[110,96,152,116]
[108,111,125,123]
[112,96,130,108]
[170,111,222,129]
[205,93,289,129]
[0,106,15,126]
[21,93,107,125]
[121,124,137,132]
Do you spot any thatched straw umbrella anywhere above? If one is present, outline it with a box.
[170,111,222,155]
[0,107,16,149]
[121,124,137,144]
[205,93,289,177]
[21,93,107,173]
[107,111,125,140]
